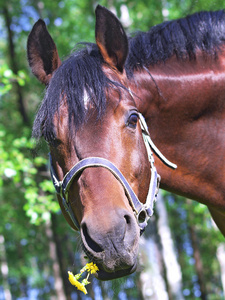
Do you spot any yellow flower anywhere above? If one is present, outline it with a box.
[74,281,87,295]
[68,271,87,295]
[68,262,99,295]
[68,271,77,285]
[85,262,99,274]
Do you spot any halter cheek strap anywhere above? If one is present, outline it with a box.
[49,114,177,233]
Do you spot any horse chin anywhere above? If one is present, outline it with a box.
[94,261,138,281]
[82,242,139,280]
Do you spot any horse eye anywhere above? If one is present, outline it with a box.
[126,113,139,128]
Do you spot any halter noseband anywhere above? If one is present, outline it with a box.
[49,114,177,233]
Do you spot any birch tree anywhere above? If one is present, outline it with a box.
[217,244,225,297]
[156,193,184,300]
[139,217,168,300]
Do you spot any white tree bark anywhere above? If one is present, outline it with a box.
[139,218,169,300]
[156,193,184,300]
[217,243,225,297]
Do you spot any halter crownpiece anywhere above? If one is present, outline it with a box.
[49,114,177,233]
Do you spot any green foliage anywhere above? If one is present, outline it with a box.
[0,64,26,96]
[0,120,60,225]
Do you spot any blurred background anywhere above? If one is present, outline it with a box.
[1,0,225,299]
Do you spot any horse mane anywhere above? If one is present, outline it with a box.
[33,9,225,141]
[126,10,225,72]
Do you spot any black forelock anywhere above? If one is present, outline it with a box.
[32,44,116,141]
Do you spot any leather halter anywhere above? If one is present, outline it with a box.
[49,114,177,233]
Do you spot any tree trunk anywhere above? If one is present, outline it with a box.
[45,219,67,300]
[188,224,207,300]
[209,212,225,297]
[139,215,169,300]
[3,4,29,125]
[51,214,73,300]
[156,193,184,300]
[0,235,12,300]
[186,199,207,300]
[216,243,225,297]
[49,214,84,300]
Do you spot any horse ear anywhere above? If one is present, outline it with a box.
[95,5,128,73]
[27,19,61,85]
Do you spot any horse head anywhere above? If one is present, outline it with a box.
[27,5,160,280]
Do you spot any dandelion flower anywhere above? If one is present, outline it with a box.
[68,271,88,294]
[85,262,99,274]
[68,262,99,295]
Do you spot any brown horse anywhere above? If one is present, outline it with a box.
[27,6,225,280]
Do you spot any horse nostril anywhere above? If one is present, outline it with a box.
[81,223,103,253]
[124,214,131,225]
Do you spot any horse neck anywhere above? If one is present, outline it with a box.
[130,53,225,208]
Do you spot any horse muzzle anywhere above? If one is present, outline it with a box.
[80,208,140,280]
